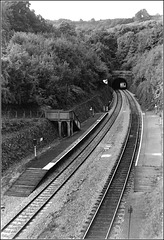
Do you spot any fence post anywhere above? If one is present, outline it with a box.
[15,111,17,118]
[128,206,133,239]
[23,111,25,118]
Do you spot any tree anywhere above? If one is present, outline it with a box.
[58,21,77,36]
[2,1,53,34]
[1,1,14,49]
[87,29,118,70]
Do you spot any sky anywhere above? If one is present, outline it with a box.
[29,1,163,21]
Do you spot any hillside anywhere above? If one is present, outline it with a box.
[2,2,163,113]
[1,3,163,239]
[49,9,162,31]
[49,17,134,31]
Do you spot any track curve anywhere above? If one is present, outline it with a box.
[1,91,124,239]
[82,90,141,239]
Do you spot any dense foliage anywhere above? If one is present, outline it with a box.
[2,118,58,172]
[51,17,134,32]
[2,87,112,173]
[2,1,53,47]
[2,2,117,109]
[2,2,163,111]
[1,7,162,239]
[2,29,114,108]
[115,20,163,109]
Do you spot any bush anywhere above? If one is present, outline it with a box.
[2,86,113,173]
[2,119,58,172]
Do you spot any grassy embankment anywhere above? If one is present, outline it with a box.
[2,87,113,174]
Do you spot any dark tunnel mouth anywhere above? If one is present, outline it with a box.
[112,77,128,90]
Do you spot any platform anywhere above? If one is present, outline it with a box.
[134,166,162,192]
[5,168,48,197]
[4,113,103,197]
[119,110,163,239]
[134,111,163,192]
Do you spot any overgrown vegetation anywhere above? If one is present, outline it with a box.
[2,2,163,172]
[2,118,58,172]
[2,2,162,113]
[2,1,117,110]
[2,87,112,173]
[1,3,163,237]
[115,20,163,110]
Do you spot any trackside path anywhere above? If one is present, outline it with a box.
[116,111,163,239]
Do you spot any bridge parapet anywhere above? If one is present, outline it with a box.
[45,109,81,137]
[45,109,74,121]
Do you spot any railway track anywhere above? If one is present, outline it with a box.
[1,91,123,239]
[82,90,141,239]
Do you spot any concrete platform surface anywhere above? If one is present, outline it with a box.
[27,113,103,169]
[136,111,163,167]
[4,113,104,197]
[119,111,163,239]
[134,111,163,192]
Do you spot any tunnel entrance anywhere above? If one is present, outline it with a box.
[112,78,128,90]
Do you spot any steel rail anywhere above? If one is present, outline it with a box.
[105,90,140,238]
[82,90,140,239]
[1,97,117,234]
[1,91,123,239]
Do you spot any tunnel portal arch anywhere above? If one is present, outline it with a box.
[111,71,133,89]
[112,77,128,90]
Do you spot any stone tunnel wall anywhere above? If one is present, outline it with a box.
[111,71,133,89]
